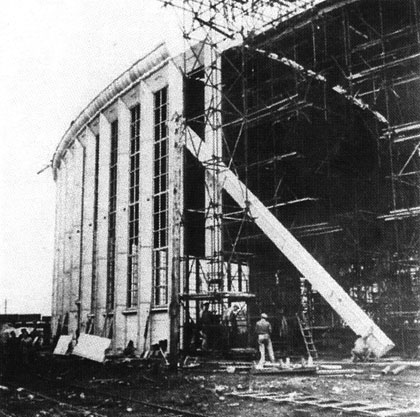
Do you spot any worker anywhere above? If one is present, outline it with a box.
[19,328,33,366]
[0,327,10,382]
[255,313,275,366]
[223,304,240,348]
[351,329,373,362]
[199,302,212,351]
[123,340,136,357]
[3,331,19,380]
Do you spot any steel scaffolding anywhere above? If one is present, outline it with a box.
[160,0,420,355]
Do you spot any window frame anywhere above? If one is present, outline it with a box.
[106,119,119,311]
[127,104,141,308]
[152,87,169,307]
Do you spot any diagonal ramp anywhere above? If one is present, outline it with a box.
[185,127,394,357]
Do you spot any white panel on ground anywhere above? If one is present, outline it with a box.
[150,311,168,346]
[53,335,73,355]
[72,334,111,362]
[185,127,395,358]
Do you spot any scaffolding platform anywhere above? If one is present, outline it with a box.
[180,292,256,301]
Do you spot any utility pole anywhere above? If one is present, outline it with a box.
[4,298,7,314]
[169,113,184,371]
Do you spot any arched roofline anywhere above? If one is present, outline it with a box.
[52,42,170,177]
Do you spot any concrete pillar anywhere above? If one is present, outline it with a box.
[78,128,97,331]
[113,98,130,349]
[137,81,155,352]
[96,113,111,334]
[52,171,59,324]
[58,166,66,325]
[68,143,84,334]
[52,166,64,335]
[63,152,74,331]
[60,158,69,328]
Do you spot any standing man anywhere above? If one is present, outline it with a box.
[199,302,212,351]
[19,328,33,367]
[255,313,275,367]
[223,304,240,348]
[0,326,10,383]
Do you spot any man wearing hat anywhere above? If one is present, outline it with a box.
[255,313,275,366]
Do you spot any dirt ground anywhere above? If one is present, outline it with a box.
[1,354,420,416]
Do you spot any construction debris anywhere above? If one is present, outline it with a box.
[381,365,391,375]
[317,369,364,376]
[391,365,409,375]
[53,335,72,356]
[72,334,111,363]
[251,365,317,376]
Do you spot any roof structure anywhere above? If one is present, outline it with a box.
[52,43,170,175]
[160,0,329,44]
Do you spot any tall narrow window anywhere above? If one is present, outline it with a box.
[127,104,140,307]
[106,120,118,310]
[153,87,168,306]
[91,134,100,313]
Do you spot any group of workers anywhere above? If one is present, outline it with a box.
[199,302,242,351]
[1,314,374,376]
[0,327,44,381]
[199,303,373,366]
[199,303,276,366]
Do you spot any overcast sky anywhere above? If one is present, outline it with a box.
[0,0,182,315]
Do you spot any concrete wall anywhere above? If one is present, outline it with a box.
[52,45,186,353]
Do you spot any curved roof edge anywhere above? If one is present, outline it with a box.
[52,42,170,173]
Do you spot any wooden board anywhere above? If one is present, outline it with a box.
[53,335,72,355]
[251,366,318,375]
[72,334,111,362]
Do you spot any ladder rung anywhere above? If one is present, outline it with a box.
[297,314,318,358]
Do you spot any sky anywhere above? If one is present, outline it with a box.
[0,0,182,315]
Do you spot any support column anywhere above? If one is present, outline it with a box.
[78,128,97,331]
[52,166,65,335]
[63,151,75,333]
[61,156,70,331]
[96,113,111,334]
[137,82,154,353]
[114,98,130,349]
[51,172,59,330]
[203,43,223,278]
[70,143,83,334]
[168,61,184,367]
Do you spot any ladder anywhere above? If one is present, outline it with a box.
[297,313,318,359]
[185,127,394,357]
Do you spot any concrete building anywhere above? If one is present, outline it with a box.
[51,44,182,351]
[52,0,419,357]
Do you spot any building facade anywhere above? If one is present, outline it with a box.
[52,43,186,350]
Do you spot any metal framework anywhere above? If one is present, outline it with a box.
[160,0,420,355]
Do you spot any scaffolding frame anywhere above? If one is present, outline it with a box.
[160,0,420,355]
